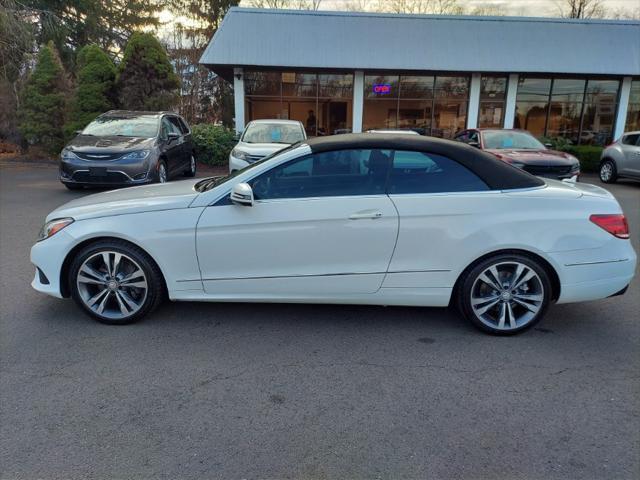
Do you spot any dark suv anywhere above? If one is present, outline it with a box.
[59,110,196,189]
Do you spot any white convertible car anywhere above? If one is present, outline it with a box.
[31,134,636,335]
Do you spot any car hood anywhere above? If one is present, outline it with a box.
[485,148,577,166]
[66,135,155,153]
[235,142,291,157]
[47,180,201,222]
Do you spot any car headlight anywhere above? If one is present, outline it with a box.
[570,161,580,172]
[37,218,74,242]
[231,148,248,161]
[61,149,78,161]
[121,150,150,160]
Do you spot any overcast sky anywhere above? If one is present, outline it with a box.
[238,0,639,17]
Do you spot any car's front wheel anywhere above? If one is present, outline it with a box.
[457,253,552,335]
[184,154,196,177]
[157,160,168,183]
[599,159,618,183]
[69,240,164,324]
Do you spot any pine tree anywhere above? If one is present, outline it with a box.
[65,44,117,136]
[17,42,68,154]
[117,32,180,111]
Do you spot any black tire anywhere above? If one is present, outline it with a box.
[69,239,165,325]
[457,253,552,335]
[183,154,197,177]
[64,183,83,190]
[157,159,168,183]
[599,159,618,183]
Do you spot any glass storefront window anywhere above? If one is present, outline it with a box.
[244,70,353,137]
[479,76,507,128]
[514,76,620,145]
[363,74,469,138]
[625,80,640,132]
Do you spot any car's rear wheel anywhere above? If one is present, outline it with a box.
[599,159,617,183]
[69,240,164,325]
[157,160,168,183]
[458,253,552,335]
[184,154,196,177]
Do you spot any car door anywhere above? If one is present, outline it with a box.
[620,133,640,176]
[168,116,189,170]
[383,149,499,295]
[160,117,183,176]
[195,148,399,296]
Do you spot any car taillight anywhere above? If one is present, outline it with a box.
[589,214,630,239]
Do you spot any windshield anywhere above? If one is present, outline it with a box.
[195,143,302,193]
[241,123,305,144]
[82,116,159,138]
[483,131,546,150]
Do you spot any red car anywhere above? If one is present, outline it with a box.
[454,129,580,181]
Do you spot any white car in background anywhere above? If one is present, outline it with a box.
[599,131,640,183]
[229,119,306,172]
[31,134,636,335]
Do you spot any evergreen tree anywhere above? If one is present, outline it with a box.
[17,42,67,153]
[65,44,117,136]
[117,32,179,111]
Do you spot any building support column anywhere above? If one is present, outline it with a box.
[503,73,519,129]
[352,70,364,133]
[614,77,632,141]
[466,73,482,129]
[233,67,245,134]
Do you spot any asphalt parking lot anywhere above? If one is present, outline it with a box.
[1,162,639,480]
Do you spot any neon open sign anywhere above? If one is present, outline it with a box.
[373,84,391,95]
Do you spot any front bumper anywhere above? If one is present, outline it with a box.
[30,230,77,298]
[229,154,249,172]
[60,155,154,187]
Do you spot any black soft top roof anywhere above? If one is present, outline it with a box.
[304,133,544,190]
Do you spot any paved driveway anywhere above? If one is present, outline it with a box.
[1,163,639,479]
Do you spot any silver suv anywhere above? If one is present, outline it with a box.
[599,131,640,183]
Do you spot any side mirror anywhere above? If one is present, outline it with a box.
[168,131,180,140]
[468,141,480,148]
[75,130,83,135]
[544,143,553,148]
[230,182,254,207]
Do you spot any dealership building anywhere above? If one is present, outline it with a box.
[201,7,640,145]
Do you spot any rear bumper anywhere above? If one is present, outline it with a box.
[551,241,637,304]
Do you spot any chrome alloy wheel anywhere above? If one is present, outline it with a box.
[76,251,148,320]
[190,155,196,174]
[470,261,544,331]
[600,162,613,181]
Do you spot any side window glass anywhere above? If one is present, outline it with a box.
[469,131,479,143]
[388,150,489,194]
[167,117,183,135]
[249,149,391,200]
[454,132,467,142]
[160,118,172,139]
[622,134,639,146]
[177,118,189,134]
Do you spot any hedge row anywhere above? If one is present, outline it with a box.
[560,146,603,173]
[190,124,236,167]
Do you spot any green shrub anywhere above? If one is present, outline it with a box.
[117,32,179,111]
[64,44,117,138]
[17,42,68,154]
[191,124,236,166]
[562,145,603,173]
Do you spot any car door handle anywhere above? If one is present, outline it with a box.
[349,210,383,220]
